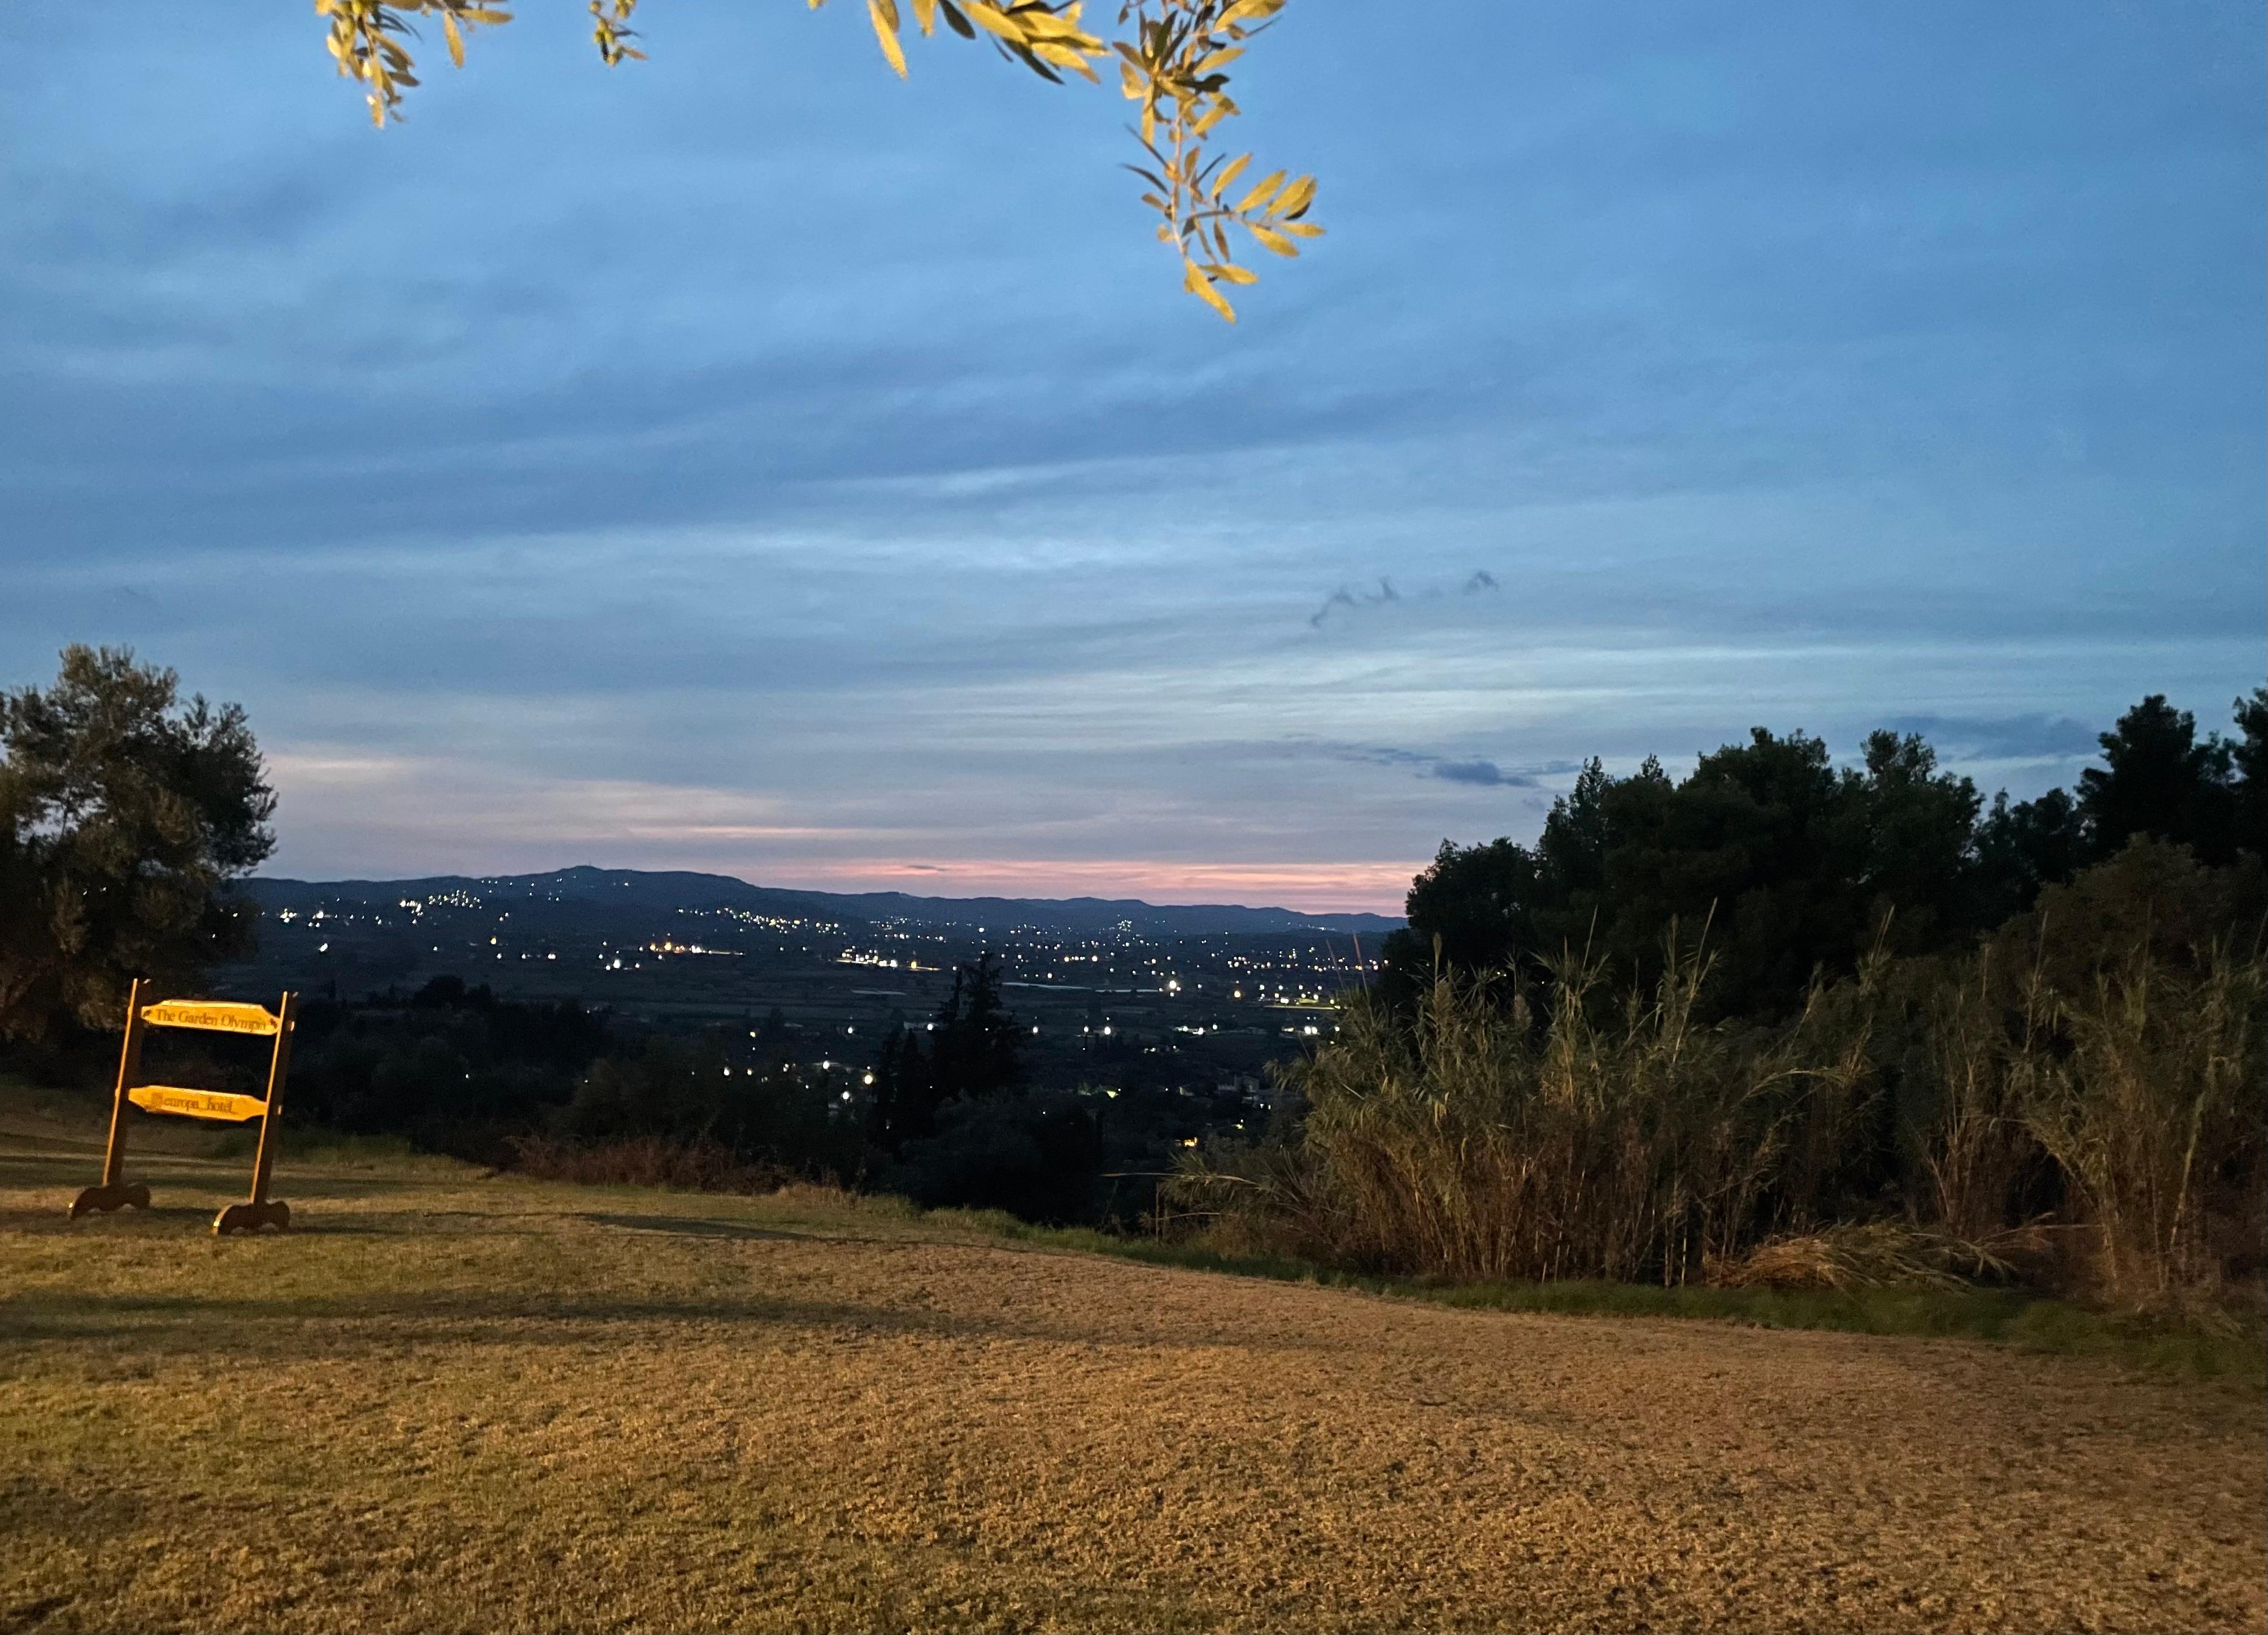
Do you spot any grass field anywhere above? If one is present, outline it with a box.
[3,1094,2263,1633]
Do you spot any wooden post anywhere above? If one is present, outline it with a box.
[101,978,145,1188]
[68,979,153,1218]
[214,991,295,1236]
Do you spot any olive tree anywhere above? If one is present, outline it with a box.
[0,647,277,1041]
[314,0,1321,319]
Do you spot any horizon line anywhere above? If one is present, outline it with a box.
[249,859,1413,921]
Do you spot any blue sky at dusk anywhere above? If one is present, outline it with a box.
[3,3,2261,911]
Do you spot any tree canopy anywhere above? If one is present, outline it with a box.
[0,647,276,1041]
[866,951,1026,1152]
[1381,688,2268,1019]
[315,0,1321,320]
[2075,692,2250,867]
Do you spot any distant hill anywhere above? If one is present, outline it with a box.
[243,864,1404,937]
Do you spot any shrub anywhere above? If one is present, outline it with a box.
[887,1090,1104,1224]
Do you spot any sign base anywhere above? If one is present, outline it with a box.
[68,1181,151,1219]
[214,1198,290,1236]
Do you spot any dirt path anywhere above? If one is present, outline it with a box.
[2,1146,2261,1633]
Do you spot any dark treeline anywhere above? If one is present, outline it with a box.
[1180,690,2267,1311]
[216,958,1207,1227]
[854,955,1220,1223]
[1377,691,2266,1017]
[236,976,609,1158]
[11,952,1225,1227]
[863,955,1103,1219]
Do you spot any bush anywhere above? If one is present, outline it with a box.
[552,1036,868,1182]
[887,1091,1104,1224]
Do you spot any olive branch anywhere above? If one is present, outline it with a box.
[314,0,1319,321]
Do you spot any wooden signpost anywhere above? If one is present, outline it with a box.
[68,978,300,1235]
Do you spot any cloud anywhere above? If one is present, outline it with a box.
[1318,742,1546,789]
[1312,570,1516,629]
[1433,758,1513,786]
[1879,713,2102,760]
[1335,745,1429,770]
[841,858,1425,910]
[1309,577,1400,629]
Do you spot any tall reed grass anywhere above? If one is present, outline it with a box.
[1176,933,1880,1285]
[2018,936,2263,1303]
[1174,925,2266,1311]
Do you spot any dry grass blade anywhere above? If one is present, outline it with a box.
[1707,1222,2018,1293]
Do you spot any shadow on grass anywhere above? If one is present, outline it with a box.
[3,1201,419,1237]
[1,1288,939,1352]
[0,1277,1274,1360]
[0,1150,481,1229]
[0,1204,227,1236]
[577,1211,804,1243]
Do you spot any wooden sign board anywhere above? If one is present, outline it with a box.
[141,1000,283,1037]
[71,982,299,1233]
[127,1084,269,1123]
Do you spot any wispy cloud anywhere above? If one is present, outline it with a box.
[1309,577,1400,629]
[1433,758,1514,786]
[1880,714,2104,760]
[1313,743,1583,791]
[1309,569,1510,629]
[838,858,1426,909]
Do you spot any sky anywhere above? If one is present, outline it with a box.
[2,3,2261,913]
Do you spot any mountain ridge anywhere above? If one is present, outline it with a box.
[245,864,1404,937]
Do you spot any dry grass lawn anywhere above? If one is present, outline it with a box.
[2,1105,2262,1633]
